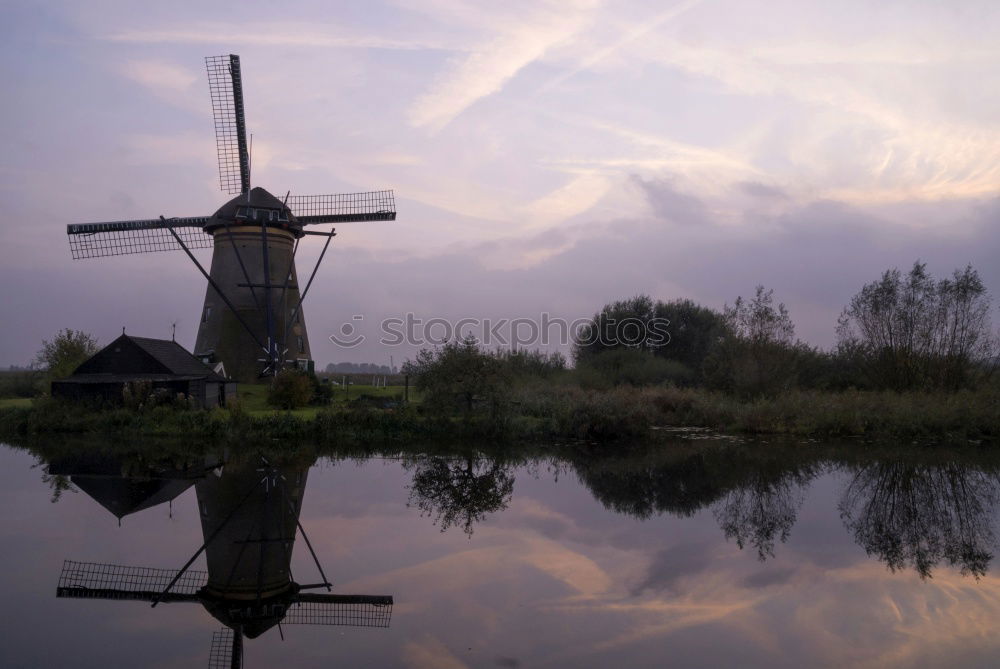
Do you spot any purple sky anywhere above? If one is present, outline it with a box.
[2,0,998,366]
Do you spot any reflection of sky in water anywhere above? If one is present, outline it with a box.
[3,444,1000,668]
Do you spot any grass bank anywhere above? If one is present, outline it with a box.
[1,385,997,446]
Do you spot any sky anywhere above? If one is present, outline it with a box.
[1,0,999,366]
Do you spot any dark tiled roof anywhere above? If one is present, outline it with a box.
[128,336,224,378]
[53,373,221,384]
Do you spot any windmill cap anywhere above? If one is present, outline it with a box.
[199,584,297,638]
[204,186,302,236]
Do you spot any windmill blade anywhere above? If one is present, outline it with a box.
[282,594,394,627]
[56,560,205,602]
[66,217,212,259]
[205,55,250,195]
[208,628,240,669]
[288,191,396,224]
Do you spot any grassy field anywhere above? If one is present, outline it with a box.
[0,398,32,409]
[236,382,409,419]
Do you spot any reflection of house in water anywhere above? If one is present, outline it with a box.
[52,452,392,667]
[46,452,209,522]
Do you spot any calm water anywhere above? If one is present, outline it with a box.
[3,437,1000,668]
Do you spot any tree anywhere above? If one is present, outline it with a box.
[652,299,727,375]
[934,265,996,388]
[34,329,99,380]
[704,286,799,396]
[574,295,667,362]
[402,335,512,424]
[837,262,996,390]
[574,296,725,384]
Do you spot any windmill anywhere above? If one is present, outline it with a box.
[56,456,393,667]
[66,55,397,381]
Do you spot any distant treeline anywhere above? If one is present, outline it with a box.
[571,261,997,396]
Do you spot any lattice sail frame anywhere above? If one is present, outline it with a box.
[206,55,250,195]
[208,629,235,669]
[283,599,393,627]
[288,190,396,223]
[67,220,213,259]
[57,560,207,599]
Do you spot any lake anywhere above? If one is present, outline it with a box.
[2,437,999,668]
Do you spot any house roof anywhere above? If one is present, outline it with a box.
[53,373,221,384]
[71,476,197,519]
[128,336,224,377]
[69,334,228,382]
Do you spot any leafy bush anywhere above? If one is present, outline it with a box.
[267,369,315,409]
[403,336,512,425]
[574,348,694,389]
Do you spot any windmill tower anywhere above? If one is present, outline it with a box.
[56,456,393,668]
[66,55,396,382]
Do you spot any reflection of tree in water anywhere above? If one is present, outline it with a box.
[573,451,726,519]
[838,461,1000,578]
[711,465,816,560]
[406,457,514,535]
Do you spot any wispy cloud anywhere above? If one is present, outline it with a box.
[628,37,1000,201]
[537,0,705,94]
[408,0,598,130]
[402,637,469,669]
[105,24,459,51]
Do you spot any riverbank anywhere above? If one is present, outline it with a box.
[1,385,997,445]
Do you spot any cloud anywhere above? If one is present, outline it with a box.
[631,175,709,225]
[626,36,1000,201]
[631,542,715,595]
[518,173,612,232]
[536,0,706,93]
[121,60,197,93]
[402,637,469,669]
[738,181,788,200]
[105,24,458,51]
[408,1,597,130]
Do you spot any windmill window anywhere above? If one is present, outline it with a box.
[297,336,305,353]
[202,306,212,323]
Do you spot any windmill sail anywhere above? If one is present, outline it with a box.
[208,628,238,669]
[205,55,250,195]
[66,218,213,259]
[56,560,205,602]
[287,191,397,224]
[282,596,393,627]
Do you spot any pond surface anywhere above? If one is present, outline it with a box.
[2,438,1000,668]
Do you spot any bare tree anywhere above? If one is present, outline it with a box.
[837,262,996,390]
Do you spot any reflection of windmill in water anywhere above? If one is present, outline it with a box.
[56,456,393,667]
[66,54,397,381]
